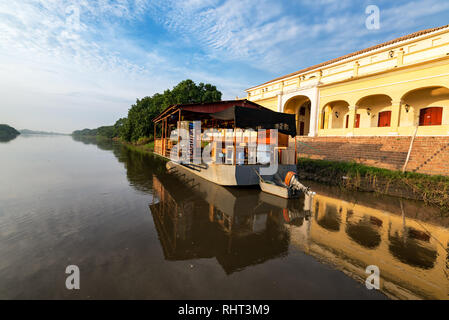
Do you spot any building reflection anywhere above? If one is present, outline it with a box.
[149,164,449,299]
[315,202,341,232]
[295,190,449,300]
[346,212,382,249]
[388,227,437,270]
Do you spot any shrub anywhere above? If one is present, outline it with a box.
[135,136,153,146]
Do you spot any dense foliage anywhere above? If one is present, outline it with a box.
[0,124,20,141]
[72,79,222,142]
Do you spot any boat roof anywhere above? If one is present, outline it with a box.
[209,105,296,136]
[152,99,268,123]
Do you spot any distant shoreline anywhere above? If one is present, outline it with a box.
[20,129,69,136]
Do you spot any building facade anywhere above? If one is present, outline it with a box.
[246,25,449,138]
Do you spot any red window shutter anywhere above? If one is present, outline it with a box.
[433,107,443,125]
[355,114,360,128]
[378,111,391,127]
[419,107,443,126]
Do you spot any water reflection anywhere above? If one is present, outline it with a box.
[0,135,19,143]
[149,161,449,299]
[8,135,441,299]
[150,172,291,274]
[346,213,382,249]
[315,203,341,232]
[388,228,437,270]
[300,188,448,300]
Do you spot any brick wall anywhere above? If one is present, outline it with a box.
[296,136,449,176]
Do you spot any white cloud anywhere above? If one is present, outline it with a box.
[0,0,261,132]
[1,0,449,132]
[149,0,449,73]
[0,0,176,132]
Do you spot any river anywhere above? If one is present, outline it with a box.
[0,135,448,299]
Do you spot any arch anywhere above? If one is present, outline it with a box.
[388,228,437,270]
[316,204,341,232]
[284,95,311,136]
[401,86,449,127]
[319,100,350,129]
[355,94,393,128]
[346,214,382,249]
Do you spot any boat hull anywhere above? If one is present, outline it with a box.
[259,180,290,199]
[166,161,297,186]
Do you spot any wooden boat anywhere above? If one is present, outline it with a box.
[259,178,294,199]
[257,171,311,199]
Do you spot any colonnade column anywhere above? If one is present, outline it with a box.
[277,93,283,113]
[390,100,402,135]
[308,95,319,137]
[347,105,356,136]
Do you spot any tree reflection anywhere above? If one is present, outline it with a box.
[0,135,18,143]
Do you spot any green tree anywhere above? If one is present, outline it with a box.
[72,79,222,142]
[0,124,20,142]
[113,118,127,138]
[121,79,222,142]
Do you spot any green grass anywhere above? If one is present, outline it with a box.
[298,158,448,181]
[297,158,449,212]
[120,139,155,156]
[144,141,154,151]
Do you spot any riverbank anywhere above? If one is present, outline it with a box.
[297,158,449,213]
[113,137,155,154]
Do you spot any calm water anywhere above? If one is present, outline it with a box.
[0,135,448,299]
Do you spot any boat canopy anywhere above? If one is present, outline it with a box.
[209,105,296,137]
[152,99,265,124]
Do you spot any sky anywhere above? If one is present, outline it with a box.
[1,0,449,133]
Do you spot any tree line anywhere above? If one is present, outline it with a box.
[72,79,222,143]
[0,124,20,142]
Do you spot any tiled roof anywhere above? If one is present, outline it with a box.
[247,24,449,90]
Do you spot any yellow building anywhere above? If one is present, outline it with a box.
[246,25,449,137]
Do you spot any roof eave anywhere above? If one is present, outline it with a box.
[245,24,449,92]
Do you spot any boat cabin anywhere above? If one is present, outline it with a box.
[152,100,298,166]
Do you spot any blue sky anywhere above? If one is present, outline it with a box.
[1,0,449,133]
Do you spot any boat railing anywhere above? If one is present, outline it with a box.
[154,138,174,157]
[154,130,297,165]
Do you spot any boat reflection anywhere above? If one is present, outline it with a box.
[149,171,293,274]
[150,165,449,299]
